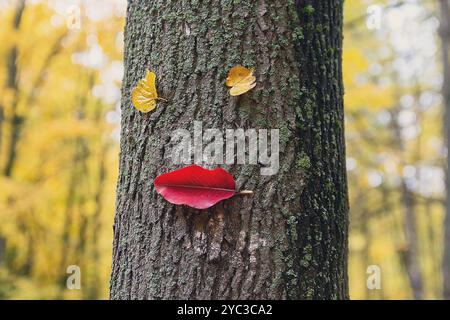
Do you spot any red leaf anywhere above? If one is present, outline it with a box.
[154,165,236,209]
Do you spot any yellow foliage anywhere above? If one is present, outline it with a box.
[226,65,256,96]
[0,1,123,299]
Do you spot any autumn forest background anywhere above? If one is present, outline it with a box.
[0,0,449,299]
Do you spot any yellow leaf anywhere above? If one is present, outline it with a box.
[229,82,256,96]
[226,65,256,96]
[132,70,158,113]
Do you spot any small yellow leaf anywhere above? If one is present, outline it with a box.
[226,65,256,96]
[230,82,256,96]
[132,70,159,113]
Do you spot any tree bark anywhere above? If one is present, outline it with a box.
[111,0,348,300]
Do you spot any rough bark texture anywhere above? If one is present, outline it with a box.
[440,0,450,300]
[110,0,348,299]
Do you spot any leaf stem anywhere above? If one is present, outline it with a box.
[238,190,253,195]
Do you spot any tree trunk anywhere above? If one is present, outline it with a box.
[110,0,348,300]
[389,96,424,299]
[440,0,450,300]
[399,182,423,299]
[2,0,25,177]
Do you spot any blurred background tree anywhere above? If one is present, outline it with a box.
[0,0,448,299]
[345,0,447,299]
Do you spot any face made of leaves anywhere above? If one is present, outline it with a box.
[131,70,158,113]
[226,65,256,96]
